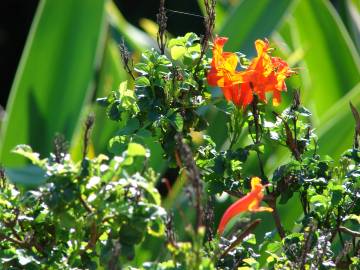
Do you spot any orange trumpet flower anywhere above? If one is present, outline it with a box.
[207,37,294,109]
[217,177,273,235]
[240,39,294,106]
[207,37,253,107]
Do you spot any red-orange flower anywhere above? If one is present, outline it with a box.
[207,37,294,108]
[240,39,294,106]
[217,177,273,235]
[207,37,253,108]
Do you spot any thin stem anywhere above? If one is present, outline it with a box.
[299,223,315,270]
[229,108,245,150]
[175,134,203,231]
[218,219,261,260]
[82,115,95,161]
[339,226,360,237]
[266,196,286,239]
[79,194,93,213]
[250,96,266,181]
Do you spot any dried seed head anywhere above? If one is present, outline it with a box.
[53,133,68,163]
[0,165,5,188]
[83,114,95,160]
[292,89,301,110]
[119,38,135,80]
[165,213,177,247]
[204,0,216,43]
[197,0,216,66]
[350,102,360,149]
[204,196,215,242]
[157,0,168,54]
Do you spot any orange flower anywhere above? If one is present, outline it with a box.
[207,37,294,108]
[207,37,252,107]
[241,39,294,106]
[217,177,273,235]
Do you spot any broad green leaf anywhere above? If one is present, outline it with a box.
[220,0,294,54]
[6,165,46,187]
[287,0,360,118]
[106,1,156,51]
[346,0,360,53]
[171,46,186,60]
[12,145,44,166]
[317,83,360,157]
[334,0,360,53]
[0,0,106,166]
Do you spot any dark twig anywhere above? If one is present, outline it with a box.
[175,133,203,230]
[0,232,27,247]
[108,239,121,270]
[265,195,286,239]
[0,164,6,188]
[291,90,301,152]
[82,114,95,161]
[250,95,266,181]
[273,111,301,161]
[156,0,167,55]
[335,240,353,268]
[53,133,68,163]
[200,0,216,59]
[219,219,261,259]
[299,222,316,270]
[79,195,94,213]
[350,102,360,149]
[339,226,360,237]
[194,0,216,81]
[119,39,135,80]
[165,213,178,248]
[204,195,215,242]
[84,221,99,251]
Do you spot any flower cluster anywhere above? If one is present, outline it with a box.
[207,37,294,108]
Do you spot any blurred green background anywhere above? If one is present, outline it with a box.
[0,0,359,265]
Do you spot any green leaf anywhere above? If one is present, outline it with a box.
[127,143,147,157]
[317,83,360,157]
[11,145,43,166]
[0,0,106,166]
[283,0,360,117]
[220,0,294,54]
[108,136,128,155]
[344,0,360,53]
[6,165,46,187]
[168,112,184,132]
[134,63,150,76]
[106,2,156,51]
[135,76,151,88]
[171,46,186,60]
[243,233,257,245]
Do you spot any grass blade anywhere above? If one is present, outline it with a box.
[220,0,294,55]
[0,0,106,166]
